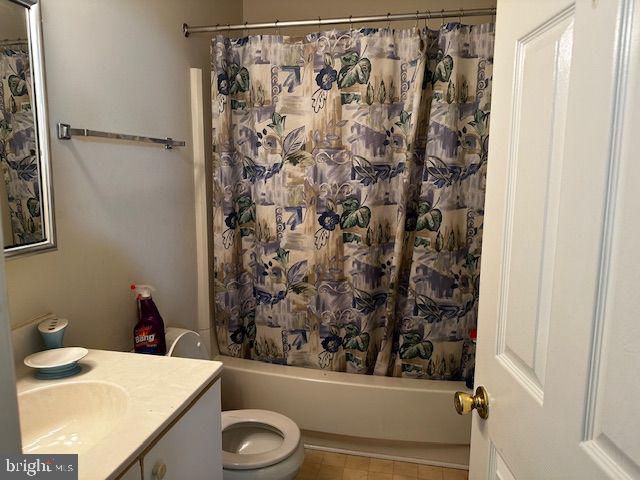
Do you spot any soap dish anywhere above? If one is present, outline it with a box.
[24,347,88,379]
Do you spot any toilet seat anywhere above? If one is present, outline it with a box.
[222,409,301,470]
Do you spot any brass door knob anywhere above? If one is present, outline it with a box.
[454,386,489,419]
[152,461,167,479]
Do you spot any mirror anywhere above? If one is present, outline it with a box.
[0,0,54,257]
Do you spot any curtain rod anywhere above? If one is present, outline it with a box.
[182,7,496,36]
[0,38,28,46]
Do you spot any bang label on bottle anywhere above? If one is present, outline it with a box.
[134,325,159,353]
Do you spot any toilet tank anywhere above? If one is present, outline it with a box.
[165,327,209,360]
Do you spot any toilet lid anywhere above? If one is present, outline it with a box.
[221,409,300,470]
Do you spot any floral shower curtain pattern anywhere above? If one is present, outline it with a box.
[212,23,494,380]
[0,45,42,246]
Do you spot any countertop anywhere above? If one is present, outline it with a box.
[15,349,223,479]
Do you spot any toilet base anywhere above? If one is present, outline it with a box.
[223,441,304,480]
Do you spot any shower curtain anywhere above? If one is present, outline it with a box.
[212,23,494,380]
[0,44,42,246]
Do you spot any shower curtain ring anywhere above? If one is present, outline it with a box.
[425,10,431,29]
[440,10,445,27]
[415,10,420,29]
[227,24,231,36]
[274,19,279,36]
[386,12,391,30]
[318,16,322,30]
[459,9,463,23]
[349,15,353,31]
[243,21,248,37]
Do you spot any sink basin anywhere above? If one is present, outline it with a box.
[18,381,129,454]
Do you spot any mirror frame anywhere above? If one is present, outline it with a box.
[4,0,56,258]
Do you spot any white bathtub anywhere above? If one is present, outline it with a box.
[216,356,471,468]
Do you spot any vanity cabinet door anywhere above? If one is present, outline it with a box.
[119,461,142,480]
[142,381,222,480]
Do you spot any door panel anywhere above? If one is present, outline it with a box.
[489,444,517,480]
[471,0,640,478]
[497,5,573,401]
[581,1,640,471]
[119,461,142,480]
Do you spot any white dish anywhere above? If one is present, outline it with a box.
[24,347,89,369]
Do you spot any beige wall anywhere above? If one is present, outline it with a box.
[5,0,241,351]
[241,0,496,36]
[0,231,20,451]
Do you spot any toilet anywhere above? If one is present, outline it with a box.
[165,328,304,479]
[221,409,304,479]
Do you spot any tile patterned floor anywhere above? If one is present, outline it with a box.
[296,449,469,480]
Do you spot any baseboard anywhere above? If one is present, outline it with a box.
[302,430,470,470]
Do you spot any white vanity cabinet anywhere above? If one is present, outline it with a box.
[141,380,222,480]
[16,350,223,480]
[115,379,222,480]
[119,462,142,480]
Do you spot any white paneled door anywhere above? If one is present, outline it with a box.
[469,0,640,478]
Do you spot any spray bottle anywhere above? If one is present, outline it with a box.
[131,284,167,355]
